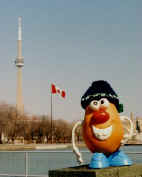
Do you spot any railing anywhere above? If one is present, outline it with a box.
[0,150,141,177]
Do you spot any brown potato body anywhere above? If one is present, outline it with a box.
[83,103,123,154]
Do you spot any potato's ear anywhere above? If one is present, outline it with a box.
[120,116,134,145]
[84,106,92,115]
[118,104,123,113]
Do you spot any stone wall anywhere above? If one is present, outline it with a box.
[49,164,142,177]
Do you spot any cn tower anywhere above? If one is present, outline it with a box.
[15,16,24,115]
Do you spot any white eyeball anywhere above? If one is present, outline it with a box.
[100,98,109,108]
[89,100,100,111]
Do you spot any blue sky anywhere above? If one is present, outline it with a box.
[0,0,142,121]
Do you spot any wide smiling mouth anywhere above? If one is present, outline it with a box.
[92,125,112,140]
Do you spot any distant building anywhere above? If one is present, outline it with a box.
[130,113,142,143]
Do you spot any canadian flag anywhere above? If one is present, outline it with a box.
[51,84,66,98]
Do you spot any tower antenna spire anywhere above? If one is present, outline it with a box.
[18,16,22,41]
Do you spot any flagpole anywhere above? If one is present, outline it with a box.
[50,83,65,144]
[51,91,53,144]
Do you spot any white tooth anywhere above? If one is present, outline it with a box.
[92,125,112,140]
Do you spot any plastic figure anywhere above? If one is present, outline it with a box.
[72,80,133,168]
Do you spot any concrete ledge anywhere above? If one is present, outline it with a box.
[49,164,142,177]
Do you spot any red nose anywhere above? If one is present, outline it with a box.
[92,109,109,124]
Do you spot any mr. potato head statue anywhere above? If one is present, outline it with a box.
[72,80,133,169]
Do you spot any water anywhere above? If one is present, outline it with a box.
[0,145,141,177]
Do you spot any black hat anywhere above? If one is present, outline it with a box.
[81,80,123,113]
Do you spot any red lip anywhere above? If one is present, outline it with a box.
[91,110,109,124]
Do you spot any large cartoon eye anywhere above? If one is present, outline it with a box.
[89,100,100,111]
[100,98,109,108]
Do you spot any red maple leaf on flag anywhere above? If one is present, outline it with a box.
[51,84,66,98]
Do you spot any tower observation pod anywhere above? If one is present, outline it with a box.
[15,16,24,115]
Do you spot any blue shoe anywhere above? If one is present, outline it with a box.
[89,153,110,169]
[108,150,133,166]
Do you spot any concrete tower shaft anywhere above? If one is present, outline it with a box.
[16,68,24,114]
[15,16,24,115]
